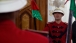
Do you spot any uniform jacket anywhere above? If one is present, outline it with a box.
[44,21,67,43]
[0,20,49,43]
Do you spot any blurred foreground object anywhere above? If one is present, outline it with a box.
[0,0,49,43]
[26,29,49,37]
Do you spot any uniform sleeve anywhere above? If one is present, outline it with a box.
[15,28,49,43]
[25,31,49,43]
[43,24,49,31]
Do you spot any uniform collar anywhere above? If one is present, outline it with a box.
[0,20,17,30]
[54,21,64,25]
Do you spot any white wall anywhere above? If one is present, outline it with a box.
[48,0,75,23]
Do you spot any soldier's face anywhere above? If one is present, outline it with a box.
[53,12,63,20]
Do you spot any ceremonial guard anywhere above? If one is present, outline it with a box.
[44,9,68,43]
